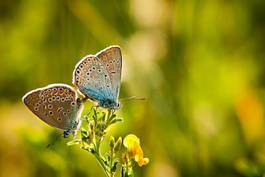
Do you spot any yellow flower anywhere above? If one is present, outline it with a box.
[123,134,149,166]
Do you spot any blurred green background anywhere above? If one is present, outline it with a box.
[1,0,265,177]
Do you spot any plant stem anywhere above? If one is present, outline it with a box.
[94,150,110,177]
[94,134,111,177]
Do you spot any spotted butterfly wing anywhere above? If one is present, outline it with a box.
[22,84,83,131]
[73,45,122,109]
[96,46,122,102]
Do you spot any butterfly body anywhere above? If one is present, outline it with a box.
[22,84,83,137]
[73,45,122,109]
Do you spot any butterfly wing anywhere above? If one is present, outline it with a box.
[73,55,114,104]
[96,45,122,102]
[22,84,82,130]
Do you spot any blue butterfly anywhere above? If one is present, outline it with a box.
[73,45,122,109]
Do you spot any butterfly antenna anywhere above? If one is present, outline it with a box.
[120,96,146,101]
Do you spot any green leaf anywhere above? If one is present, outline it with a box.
[121,166,134,177]
[67,139,80,146]
[111,161,118,172]
[110,117,123,125]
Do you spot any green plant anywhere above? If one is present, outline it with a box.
[67,107,149,177]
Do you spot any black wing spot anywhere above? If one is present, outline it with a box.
[57,118,62,121]
[49,111,53,115]
[63,112,67,116]
[86,72,90,76]
[48,98,52,102]
[80,64,83,68]
[48,104,53,109]
[92,67,96,70]
[61,98,65,102]
[34,107,38,111]
[98,69,101,72]
[71,102,76,106]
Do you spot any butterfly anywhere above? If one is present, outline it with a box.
[73,45,122,109]
[22,84,83,138]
